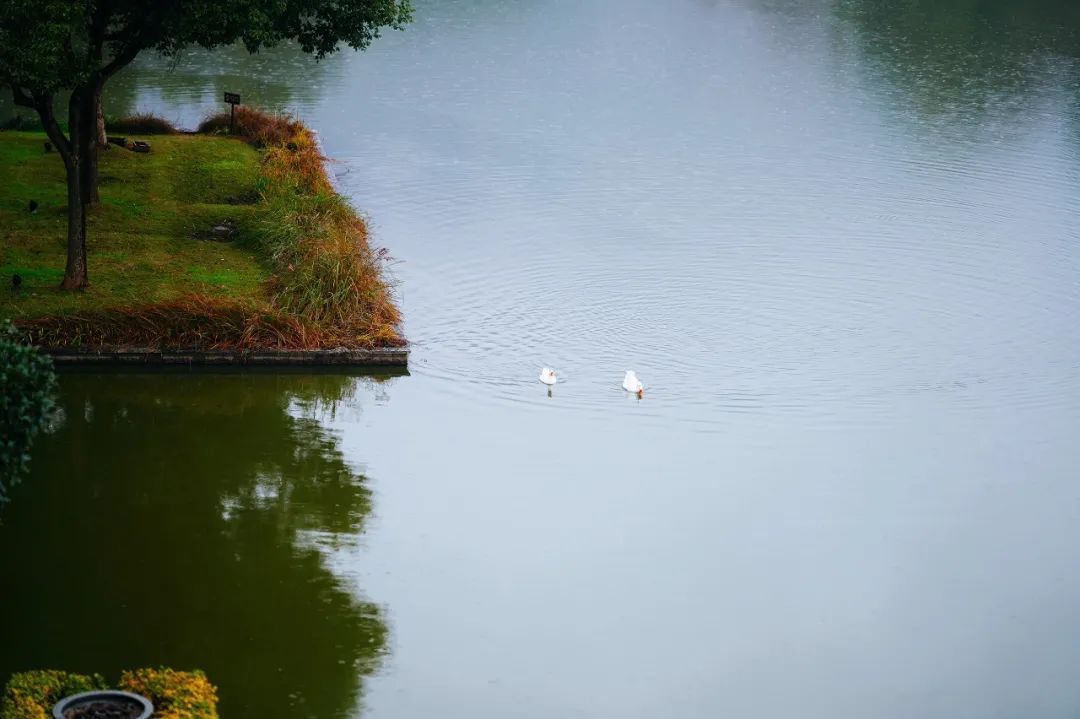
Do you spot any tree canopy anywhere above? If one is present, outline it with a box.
[0,321,56,502]
[0,0,413,289]
[1,0,413,90]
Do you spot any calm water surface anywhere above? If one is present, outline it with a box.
[3,1,1080,717]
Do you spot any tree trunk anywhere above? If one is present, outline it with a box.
[94,84,107,148]
[60,90,90,290]
[61,150,89,290]
[20,88,98,291]
[29,89,91,291]
[80,85,101,205]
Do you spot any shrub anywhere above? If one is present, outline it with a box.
[0,320,57,501]
[0,670,107,719]
[118,668,218,719]
[0,669,219,719]
[106,113,180,135]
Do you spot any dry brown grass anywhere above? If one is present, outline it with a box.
[197,107,302,148]
[18,295,402,350]
[19,297,314,350]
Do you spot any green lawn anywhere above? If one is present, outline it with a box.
[0,131,271,319]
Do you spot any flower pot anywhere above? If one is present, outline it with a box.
[51,691,153,719]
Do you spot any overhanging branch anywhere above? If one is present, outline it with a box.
[100,41,142,79]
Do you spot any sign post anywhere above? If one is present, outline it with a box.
[224,92,241,134]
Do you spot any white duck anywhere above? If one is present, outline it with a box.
[622,370,645,397]
[539,367,558,385]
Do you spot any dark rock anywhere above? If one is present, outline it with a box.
[197,219,239,242]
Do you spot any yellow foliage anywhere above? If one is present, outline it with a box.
[118,668,218,719]
[0,669,218,719]
[0,670,106,719]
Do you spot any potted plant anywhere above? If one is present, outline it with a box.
[51,691,152,719]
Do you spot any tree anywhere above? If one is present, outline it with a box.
[0,0,413,290]
[0,321,57,502]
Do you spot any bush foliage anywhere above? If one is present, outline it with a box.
[0,670,107,719]
[118,668,218,719]
[0,320,56,501]
[0,669,218,719]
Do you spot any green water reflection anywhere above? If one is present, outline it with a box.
[834,0,1080,121]
[0,372,391,719]
[104,43,339,121]
[0,42,336,127]
[4,0,1079,137]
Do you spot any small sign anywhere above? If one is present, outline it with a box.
[224,92,241,134]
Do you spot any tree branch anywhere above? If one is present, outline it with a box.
[41,110,72,166]
[100,41,142,79]
[101,13,162,79]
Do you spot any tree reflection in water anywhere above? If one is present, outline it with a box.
[833,0,1080,123]
[0,371,399,719]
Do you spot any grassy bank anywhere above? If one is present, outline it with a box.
[0,109,402,349]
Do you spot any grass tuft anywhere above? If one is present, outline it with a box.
[197,107,301,148]
[19,295,402,350]
[20,296,307,349]
[106,113,181,135]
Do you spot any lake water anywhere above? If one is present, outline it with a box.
[3,0,1080,717]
